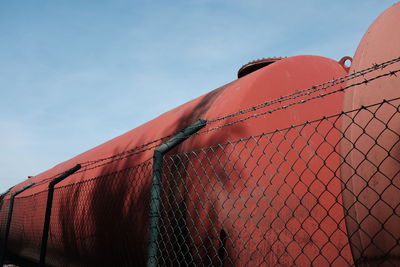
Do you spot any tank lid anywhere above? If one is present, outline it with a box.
[238,57,284,78]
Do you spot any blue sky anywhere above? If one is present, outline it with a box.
[0,0,398,191]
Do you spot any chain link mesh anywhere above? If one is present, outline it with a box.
[0,198,10,240]
[7,191,47,262]
[0,98,399,266]
[156,98,400,266]
[2,161,152,266]
[0,56,399,266]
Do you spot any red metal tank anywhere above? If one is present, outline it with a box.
[1,55,351,266]
[341,2,400,266]
[175,56,353,266]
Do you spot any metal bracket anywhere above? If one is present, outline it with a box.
[147,118,207,267]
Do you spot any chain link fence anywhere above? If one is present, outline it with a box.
[7,191,47,262]
[0,161,153,266]
[0,56,399,266]
[156,98,400,266]
[0,99,399,266]
[0,199,10,240]
[44,160,152,266]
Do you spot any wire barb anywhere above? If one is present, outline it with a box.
[30,56,400,186]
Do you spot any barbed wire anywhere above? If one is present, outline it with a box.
[78,56,400,169]
[194,67,400,136]
[5,92,400,266]
[180,96,400,154]
[157,95,400,267]
[207,56,400,124]
[22,56,400,187]
[80,137,168,167]
[16,159,154,196]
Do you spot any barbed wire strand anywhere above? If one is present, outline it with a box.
[24,56,400,187]
[78,56,400,169]
[195,68,400,136]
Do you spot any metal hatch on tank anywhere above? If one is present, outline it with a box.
[0,55,349,266]
[0,3,399,266]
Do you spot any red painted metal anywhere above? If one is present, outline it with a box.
[2,4,398,265]
[3,55,350,265]
[341,2,400,265]
[338,56,353,72]
[11,56,348,194]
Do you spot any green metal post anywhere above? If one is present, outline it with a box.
[147,119,207,267]
[0,182,35,265]
[39,164,81,267]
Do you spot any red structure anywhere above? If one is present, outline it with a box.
[341,2,400,265]
[0,3,399,266]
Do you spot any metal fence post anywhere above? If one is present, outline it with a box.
[39,164,81,266]
[0,182,35,266]
[147,118,207,267]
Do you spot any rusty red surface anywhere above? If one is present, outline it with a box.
[1,3,399,266]
[341,2,400,265]
[4,55,349,265]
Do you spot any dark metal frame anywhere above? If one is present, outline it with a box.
[0,182,35,266]
[147,118,207,267]
[39,164,81,266]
